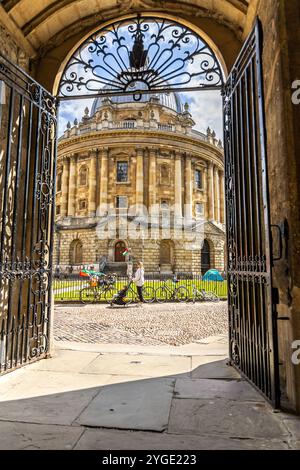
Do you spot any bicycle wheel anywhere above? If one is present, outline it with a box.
[206,292,220,302]
[175,286,189,302]
[80,287,96,304]
[155,286,169,303]
[142,285,155,303]
[104,287,117,303]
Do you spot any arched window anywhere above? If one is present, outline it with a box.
[160,240,174,266]
[79,166,88,186]
[201,239,211,275]
[69,239,83,265]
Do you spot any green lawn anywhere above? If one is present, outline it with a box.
[53,278,228,302]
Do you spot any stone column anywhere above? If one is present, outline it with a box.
[67,154,77,217]
[207,162,214,221]
[88,149,97,216]
[61,156,70,217]
[174,152,183,217]
[184,154,193,220]
[136,148,144,213]
[148,148,157,207]
[219,170,225,224]
[214,166,220,223]
[99,147,108,215]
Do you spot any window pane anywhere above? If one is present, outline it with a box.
[195,170,202,189]
[79,199,86,210]
[116,196,128,208]
[196,203,204,216]
[117,161,128,182]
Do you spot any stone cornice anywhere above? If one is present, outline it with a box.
[58,129,224,167]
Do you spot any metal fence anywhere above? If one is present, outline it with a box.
[53,272,228,302]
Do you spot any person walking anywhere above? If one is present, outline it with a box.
[133,261,145,303]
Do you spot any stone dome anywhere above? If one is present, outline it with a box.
[91,81,183,115]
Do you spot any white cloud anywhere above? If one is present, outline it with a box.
[182,90,223,141]
[58,98,94,136]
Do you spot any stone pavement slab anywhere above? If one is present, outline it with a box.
[281,416,300,449]
[56,338,227,356]
[76,377,175,431]
[174,378,265,401]
[168,398,289,439]
[191,358,241,379]
[0,370,112,426]
[81,352,191,377]
[0,421,83,450]
[29,349,100,373]
[74,428,289,450]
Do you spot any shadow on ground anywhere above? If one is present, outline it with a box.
[0,339,299,450]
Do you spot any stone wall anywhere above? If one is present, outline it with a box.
[258,0,300,411]
[0,21,29,70]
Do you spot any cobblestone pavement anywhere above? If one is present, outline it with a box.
[54,301,228,346]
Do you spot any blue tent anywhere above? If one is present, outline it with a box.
[202,269,224,281]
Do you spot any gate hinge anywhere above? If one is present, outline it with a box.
[271,219,289,263]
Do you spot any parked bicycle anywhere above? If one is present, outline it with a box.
[110,280,155,306]
[122,281,155,304]
[155,276,188,303]
[80,273,117,304]
[190,284,220,302]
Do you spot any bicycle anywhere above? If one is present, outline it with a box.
[122,281,155,304]
[80,273,117,304]
[190,284,220,303]
[155,277,188,303]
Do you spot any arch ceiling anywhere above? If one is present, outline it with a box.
[0,0,258,58]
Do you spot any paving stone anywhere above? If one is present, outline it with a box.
[174,378,265,401]
[282,418,300,447]
[168,398,289,439]
[29,349,100,372]
[81,352,191,377]
[191,358,241,379]
[54,302,228,346]
[0,370,112,426]
[0,421,83,450]
[76,377,175,431]
[74,428,289,450]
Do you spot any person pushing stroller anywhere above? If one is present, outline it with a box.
[110,261,145,306]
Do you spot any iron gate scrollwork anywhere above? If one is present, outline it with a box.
[223,21,280,406]
[58,14,224,101]
[0,54,57,373]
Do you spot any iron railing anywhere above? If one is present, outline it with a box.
[53,272,228,302]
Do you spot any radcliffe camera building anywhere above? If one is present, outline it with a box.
[54,86,225,274]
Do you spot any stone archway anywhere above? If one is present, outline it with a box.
[69,239,83,265]
[1,1,300,412]
[160,240,174,273]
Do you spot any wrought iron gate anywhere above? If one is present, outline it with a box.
[0,54,57,373]
[223,21,280,406]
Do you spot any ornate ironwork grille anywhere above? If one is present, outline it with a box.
[0,54,57,373]
[223,21,280,406]
[58,14,224,101]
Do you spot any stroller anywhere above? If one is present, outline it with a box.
[110,280,133,307]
